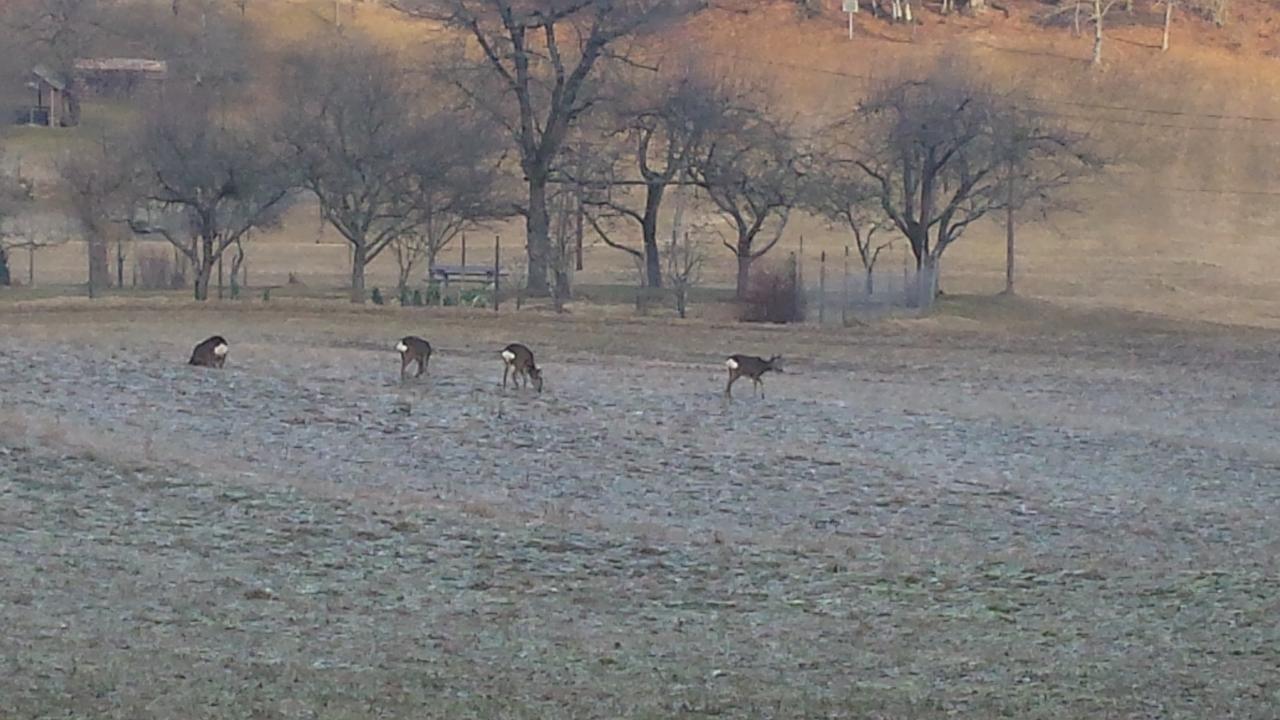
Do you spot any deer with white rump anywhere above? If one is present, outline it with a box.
[396,336,432,381]
[724,354,782,398]
[501,343,543,393]
[189,335,229,368]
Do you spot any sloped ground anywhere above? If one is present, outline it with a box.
[1,305,1279,718]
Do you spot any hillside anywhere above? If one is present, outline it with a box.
[3,0,1280,326]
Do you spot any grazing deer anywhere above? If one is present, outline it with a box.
[501,343,543,393]
[396,336,432,381]
[724,354,782,398]
[189,335,229,368]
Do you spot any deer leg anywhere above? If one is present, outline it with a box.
[503,363,510,389]
[754,377,764,398]
[416,357,426,378]
[725,371,738,398]
[401,356,409,382]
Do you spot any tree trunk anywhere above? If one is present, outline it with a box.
[116,239,126,288]
[88,233,110,298]
[641,183,664,288]
[735,251,752,301]
[193,264,212,300]
[1092,0,1104,65]
[864,268,874,297]
[918,254,940,308]
[1004,176,1016,295]
[1004,201,1016,294]
[350,242,367,303]
[0,246,10,286]
[28,246,35,287]
[1162,1,1172,51]
[525,175,551,296]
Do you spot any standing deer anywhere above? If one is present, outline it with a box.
[189,335,229,368]
[501,343,543,393]
[724,354,782,398]
[396,336,432,381]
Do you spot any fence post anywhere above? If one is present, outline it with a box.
[842,245,850,327]
[461,232,467,269]
[217,254,224,300]
[493,234,500,313]
[818,250,826,325]
[797,234,805,290]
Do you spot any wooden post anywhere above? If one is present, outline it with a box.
[116,238,125,289]
[797,234,805,289]
[842,245,850,327]
[217,253,224,300]
[575,202,584,271]
[460,232,467,268]
[27,245,35,287]
[1005,175,1016,295]
[818,250,826,325]
[493,234,500,313]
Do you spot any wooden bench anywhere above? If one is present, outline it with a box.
[429,265,508,287]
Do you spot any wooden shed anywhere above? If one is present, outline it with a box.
[18,65,78,128]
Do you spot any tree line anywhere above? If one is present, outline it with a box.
[0,0,1102,306]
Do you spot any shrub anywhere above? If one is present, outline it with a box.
[739,259,805,324]
[370,287,384,305]
[412,289,424,307]
[137,252,184,290]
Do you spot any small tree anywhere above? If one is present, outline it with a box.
[59,135,135,297]
[0,211,74,288]
[580,67,741,288]
[687,111,801,300]
[129,89,293,301]
[799,150,892,297]
[0,160,35,286]
[848,65,1099,306]
[281,42,422,303]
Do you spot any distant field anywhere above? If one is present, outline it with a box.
[1,301,1279,717]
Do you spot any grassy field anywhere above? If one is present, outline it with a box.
[2,298,1279,718]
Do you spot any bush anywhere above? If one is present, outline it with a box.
[0,246,10,286]
[412,289,424,307]
[739,259,805,324]
[137,252,184,290]
[371,287,384,305]
[459,287,490,308]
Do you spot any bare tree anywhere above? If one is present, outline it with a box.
[687,111,801,300]
[848,66,1100,306]
[59,135,135,297]
[0,163,36,286]
[0,0,102,75]
[0,210,74,288]
[579,67,739,288]
[128,90,293,301]
[393,0,704,296]
[799,149,893,296]
[281,42,423,303]
[401,110,509,287]
[0,157,35,285]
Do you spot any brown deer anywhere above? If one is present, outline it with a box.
[396,336,432,381]
[724,354,782,398]
[189,335,229,368]
[501,343,543,393]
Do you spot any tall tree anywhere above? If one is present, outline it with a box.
[393,0,704,296]
[687,111,801,300]
[281,42,423,303]
[129,90,294,301]
[59,135,135,297]
[847,67,1100,305]
[580,67,746,288]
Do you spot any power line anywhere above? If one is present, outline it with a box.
[697,50,1280,133]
